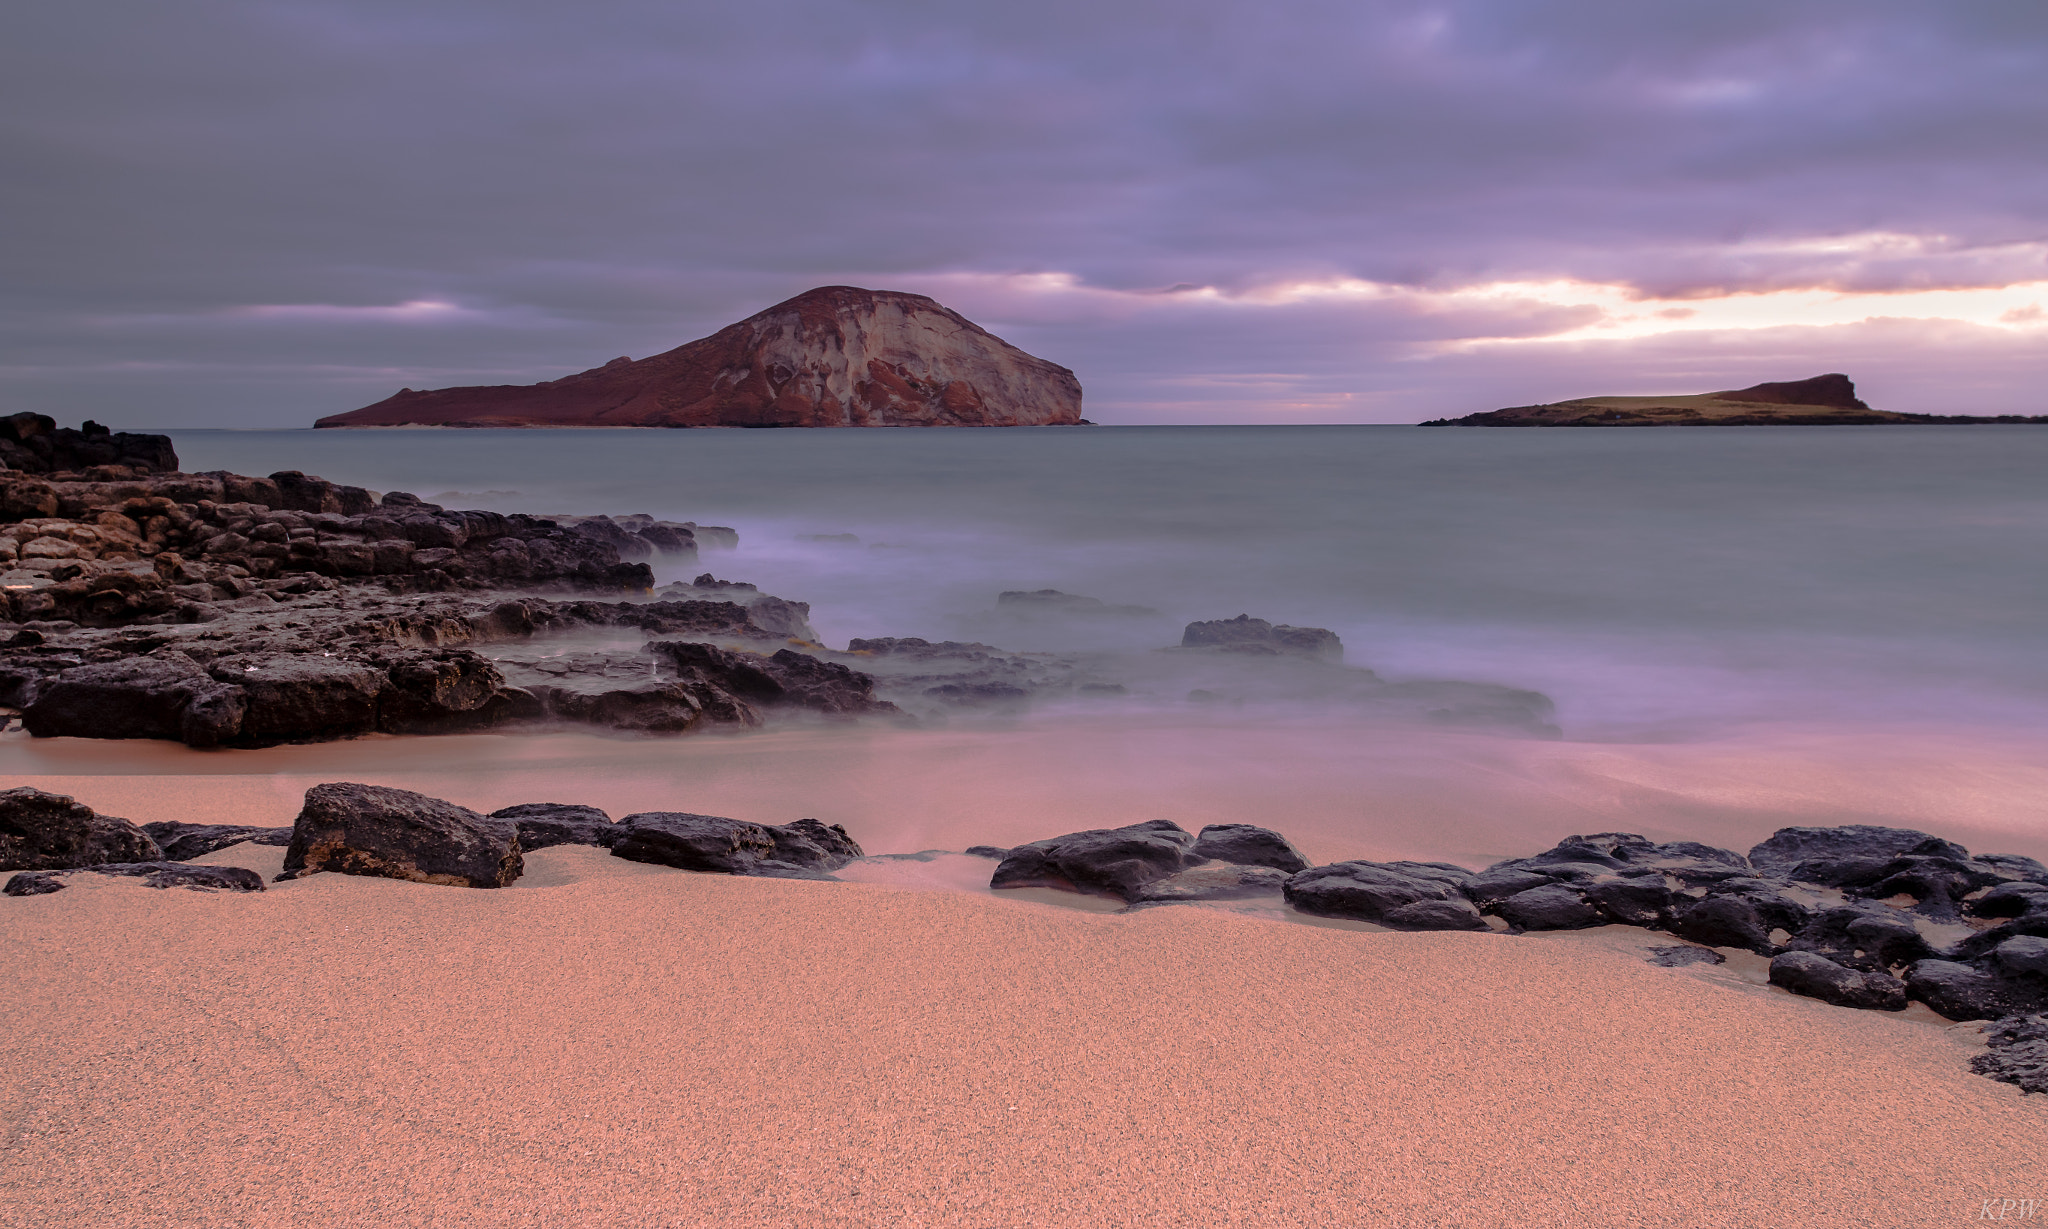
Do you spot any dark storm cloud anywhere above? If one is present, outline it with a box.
[3,0,2045,424]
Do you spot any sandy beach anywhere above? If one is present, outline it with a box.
[2,836,2043,1228]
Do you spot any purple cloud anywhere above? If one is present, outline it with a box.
[3,0,2045,424]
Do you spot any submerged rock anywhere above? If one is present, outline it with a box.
[610,813,863,879]
[1127,863,1292,905]
[277,782,523,888]
[1180,615,1342,660]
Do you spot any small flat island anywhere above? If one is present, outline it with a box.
[1422,373,2048,426]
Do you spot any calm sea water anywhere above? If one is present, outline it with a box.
[176,425,2048,739]
[19,424,2036,867]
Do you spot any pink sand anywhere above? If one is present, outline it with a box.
[3,843,2043,1226]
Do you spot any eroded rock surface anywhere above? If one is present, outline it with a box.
[0,787,161,870]
[610,813,862,879]
[4,862,265,895]
[277,782,523,888]
[143,822,293,861]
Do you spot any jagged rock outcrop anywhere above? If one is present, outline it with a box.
[0,413,178,474]
[317,287,1084,429]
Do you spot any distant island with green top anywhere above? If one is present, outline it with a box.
[1421,374,2048,426]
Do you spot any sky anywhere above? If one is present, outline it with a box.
[5,0,2047,427]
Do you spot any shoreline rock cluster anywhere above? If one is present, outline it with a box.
[7,780,2044,1096]
[2,418,1564,743]
[976,817,2048,1026]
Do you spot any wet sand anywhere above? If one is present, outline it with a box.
[6,716,2047,868]
[2,842,2043,1228]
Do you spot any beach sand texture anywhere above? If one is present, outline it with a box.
[3,841,2043,1229]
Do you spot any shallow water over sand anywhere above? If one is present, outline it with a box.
[12,424,2048,863]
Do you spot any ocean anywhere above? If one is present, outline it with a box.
[9,424,2047,869]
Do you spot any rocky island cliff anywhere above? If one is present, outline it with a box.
[316,286,1084,429]
[1422,373,2048,426]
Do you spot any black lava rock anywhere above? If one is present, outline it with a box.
[277,782,523,888]
[1494,883,1602,931]
[6,862,265,895]
[990,820,1202,901]
[22,654,247,748]
[1768,951,1908,1011]
[0,787,162,871]
[489,803,618,851]
[1190,823,1311,874]
[1906,960,2023,1022]
[1284,860,1478,928]
[1665,896,1773,953]
[611,813,862,878]
[1785,904,1930,972]
[142,821,293,861]
[1971,1014,2048,1094]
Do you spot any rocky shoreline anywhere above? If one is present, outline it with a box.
[5,779,2045,1095]
[1,415,1558,746]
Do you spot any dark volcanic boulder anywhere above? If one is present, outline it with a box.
[1786,904,1931,972]
[1180,614,1342,659]
[490,803,618,850]
[1283,859,1480,928]
[142,821,293,861]
[1190,824,1311,873]
[210,654,387,744]
[1971,882,2048,919]
[377,650,510,733]
[610,812,862,878]
[1906,960,2026,1022]
[1768,951,1908,1011]
[1583,876,1674,925]
[1127,863,1293,905]
[1747,825,1965,878]
[22,654,246,747]
[5,862,265,896]
[1665,896,1774,953]
[990,820,1201,901]
[649,641,897,717]
[1495,884,1602,931]
[1971,1014,2048,1095]
[0,787,162,871]
[277,783,523,888]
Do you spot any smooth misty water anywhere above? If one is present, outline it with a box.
[175,425,2048,740]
